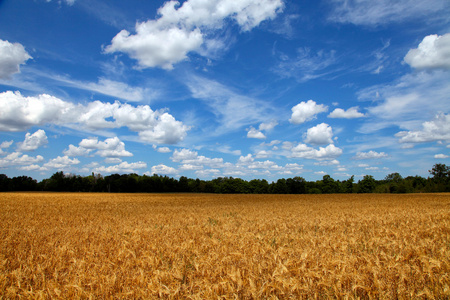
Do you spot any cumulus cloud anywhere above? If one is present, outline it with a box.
[395,113,450,144]
[0,91,189,144]
[0,152,44,168]
[247,127,266,139]
[105,25,203,70]
[0,91,74,131]
[353,151,388,160]
[289,143,342,160]
[237,154,254,164]
[0,39,32,79]
[43,156,80,169]
[404,33,450,70]
[434,154,449,159]
[93,161,147,174]
[80,137,133,157]
[247,121,278,139]
[64,144,92,157]
[153,145,172,153]
[65,137,132,157]
[17,130,48,151]
[151,164,178,175]
[105,0,284,69]
[290,100,328,124]
[328,0,448,26]
[0,140,13,154]
[304,123,333,145]
[255,150,270,159]
[328,107,365,119]
[171,148,223,168]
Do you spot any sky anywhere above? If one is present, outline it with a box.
[0,0,449,182]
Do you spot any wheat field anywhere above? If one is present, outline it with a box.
[1,193,449,299]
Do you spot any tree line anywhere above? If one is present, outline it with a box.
[0,163,449,194]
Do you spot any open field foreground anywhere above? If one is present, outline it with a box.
[1,193,450,299]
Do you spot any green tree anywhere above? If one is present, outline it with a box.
[384,172,403,193]
[287,177,306,194]
[357,175,376,193]
[322,175,339,194]
[429,163,450,181]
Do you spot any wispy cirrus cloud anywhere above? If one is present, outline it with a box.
[328,0,449,26]
[358,70,450,133]
[274,48,338,82]
[186,75,277,136]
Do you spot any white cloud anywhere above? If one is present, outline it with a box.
[275,48,337,82]
[171,148,199,162]
[404,33,450,70]
[55,77,152,102]
[237,154,254,165]
[0,39,32,79]
[365,166,379,171]
[255,150,270,159]
[187,76,275,134]
[64,144,92,157]
[46,0,75,5]
[105,25,203,70]
[0,152,44,168]
[247,121,278,139]
[153,145,172,153]
[93,161,147,174]
[395,113,450,144]
[289,143,342,160]
[43,156,80,169]
[0,91,189,144]
[66,137,133,158]
[290,100,328,124]
[138,113,189,144]
[259,120,278,131]
[195,168,220,177]
[358,71,450,133]
[17,129,48,151]
[105,0,283,69]
[353,151,388,160]
[328,0,448,26]
[216,145,241,156]
[179,164,203,171]
[315,159,340,166]
[171,148,224,168]
[19,164,46,171]
[151,164,178,175]
[0,140,13,152]
[247,127,266,139]
[328,107,365,119]
[304,123,333,145]
[0,91,74,131]
[104,157,122,164]
[435,154,449,159]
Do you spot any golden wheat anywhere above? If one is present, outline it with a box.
[1,193,449,298]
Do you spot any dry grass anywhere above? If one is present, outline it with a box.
[1,193,449,299]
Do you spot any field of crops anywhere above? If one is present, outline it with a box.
[1,193,449,298]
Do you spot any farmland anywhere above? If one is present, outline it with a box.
[1,193,449,298]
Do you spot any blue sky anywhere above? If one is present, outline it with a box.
[0,0,449,182]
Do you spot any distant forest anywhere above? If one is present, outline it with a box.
[1,164,449,194]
